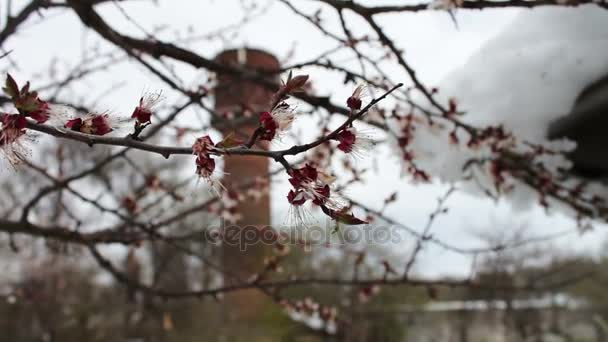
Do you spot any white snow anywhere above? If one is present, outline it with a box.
[439,5,608,141]
[390,5,608,213]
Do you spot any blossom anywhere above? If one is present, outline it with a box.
[347,84,367,111]
[64,113,114,136]
[334,126,374,156]
[192,135,224,193]
[132,91,163,124]
[285,163,366,225]
[287,164,334,208]
[0,114,27,136]
[259,104,295,141]
[0,113,31,166]
[285,164,332,227]
[286,164,366,226]
[195,154,215,179]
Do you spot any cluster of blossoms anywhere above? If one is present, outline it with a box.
[287,163,335,208]
[385,93,594,224]
[287,163,366,226]
[1,75,166,164]
[274,83,377,226]
[254,73,308,143]
[1,75,53,165]
[387,113,431,182]
[283,298,338,335]
[332,85,376,157]
[63,92,163,136]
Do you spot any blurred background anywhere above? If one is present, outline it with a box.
[2,1,608,341]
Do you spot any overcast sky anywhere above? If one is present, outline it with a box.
[3,0,606,277]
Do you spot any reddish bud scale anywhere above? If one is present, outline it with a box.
[284,74,309,93]
[192,135,214,155]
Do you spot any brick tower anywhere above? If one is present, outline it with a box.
[213,48,279,337]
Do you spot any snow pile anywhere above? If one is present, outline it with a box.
[389,5,608,214]
[437,5,608,141]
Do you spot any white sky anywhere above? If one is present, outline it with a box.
[2,0,606,278]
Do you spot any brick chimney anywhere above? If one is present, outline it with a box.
[214,48,278,275]
[213,49,279,333]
